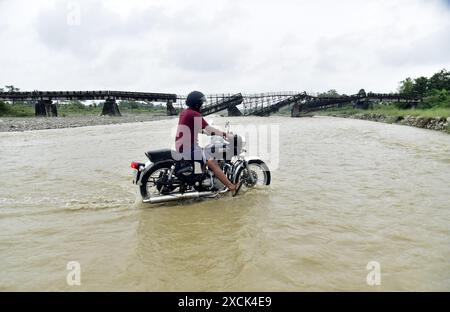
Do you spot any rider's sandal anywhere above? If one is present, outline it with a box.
[231,181,244,197]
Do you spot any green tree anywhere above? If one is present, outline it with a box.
[428,69,450,91]
[4,85,20,92]
[357,88,366,97]
[424,89,450,108]
[412,76,428,97]
[318,89,340,98]
[398,78,414,96]
[0,101,8,114]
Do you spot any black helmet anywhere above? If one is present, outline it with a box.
[186,91,206,111]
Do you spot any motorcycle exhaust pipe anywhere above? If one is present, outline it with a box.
[143,191,216,204]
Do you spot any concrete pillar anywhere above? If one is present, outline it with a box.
[51,103,58,117]
[354,99,370,109]
[35,100,57,117]
[166,100,178,116]
[291,103,300,117]
[101,99,121,116]
[227,105,242,116]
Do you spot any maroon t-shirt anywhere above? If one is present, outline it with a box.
[175,108,209,153]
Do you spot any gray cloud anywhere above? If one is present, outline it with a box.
[1,0,449,94]
[380,26,450,67]
[33,0,247,74]
[35,1,159,58]
[163,33,246,73]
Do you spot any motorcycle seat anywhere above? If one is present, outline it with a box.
[145,149,184,163]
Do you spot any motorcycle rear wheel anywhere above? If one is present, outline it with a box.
[139,162,174,199]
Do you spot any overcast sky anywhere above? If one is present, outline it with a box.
[0,0,449,95]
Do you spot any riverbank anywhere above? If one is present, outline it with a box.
[3,109,450,134]
[0,114,173,132]
[315,107,450,133]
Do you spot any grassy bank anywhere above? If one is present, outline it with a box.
[57,105,167,117]
[314,104,450,133]
[316,105,450,118]
[0,101,34,117]
[0,101,167,117]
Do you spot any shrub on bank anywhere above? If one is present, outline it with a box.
[424,89,450,108]
[0,101,34,117]
[0,101,8,115]
[398,69,449,108]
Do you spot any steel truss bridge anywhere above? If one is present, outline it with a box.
[0,90,421,117]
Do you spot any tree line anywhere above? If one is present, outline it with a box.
[316,69,449,108]
[0,85,20,92]
[398,69,449,108]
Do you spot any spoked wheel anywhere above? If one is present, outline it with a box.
[139,163,175,199]
[234,160,271,192]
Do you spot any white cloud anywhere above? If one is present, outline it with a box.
[0,0,449,94]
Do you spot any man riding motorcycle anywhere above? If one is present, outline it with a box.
[175,91,243,196]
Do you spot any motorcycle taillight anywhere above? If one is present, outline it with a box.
[130,161,140,170]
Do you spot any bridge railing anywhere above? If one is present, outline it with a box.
[0,90,178,102]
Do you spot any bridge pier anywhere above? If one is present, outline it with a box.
[227,105,242,116]
[101,99,121,116]
[35,100,58,117]
[353,99,372,110]
[166,100,178,116]
[291,103,301,117]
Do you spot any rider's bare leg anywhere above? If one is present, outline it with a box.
[207,159,238,192]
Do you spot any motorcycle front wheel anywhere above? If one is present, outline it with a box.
[233,159,271,191]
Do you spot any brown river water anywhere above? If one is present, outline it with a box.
[0,116,449,291]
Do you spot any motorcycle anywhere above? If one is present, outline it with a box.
[131,123,271,204]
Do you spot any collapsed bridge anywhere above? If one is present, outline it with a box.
[0,90,421,117]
